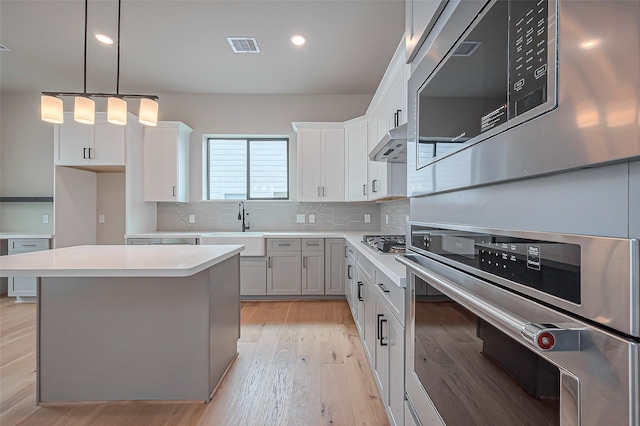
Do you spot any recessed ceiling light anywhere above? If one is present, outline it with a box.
[95,33,114,45]
[290,35,306,46]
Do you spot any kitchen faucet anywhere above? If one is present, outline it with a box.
[237,202,250,232]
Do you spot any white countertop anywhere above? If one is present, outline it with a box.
[0,244,244,278]
[126,230,407,286]
[0,233,53,239]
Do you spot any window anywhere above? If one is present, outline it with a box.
[207,137,289,200]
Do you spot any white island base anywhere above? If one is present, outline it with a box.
[37,256,239,404]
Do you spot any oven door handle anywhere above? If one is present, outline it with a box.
[396,255,582,352]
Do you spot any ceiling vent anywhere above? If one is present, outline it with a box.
[227,37,260,53]
[452,41,481,57]
[0,44,11,52]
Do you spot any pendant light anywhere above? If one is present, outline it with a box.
[41,0,158,126]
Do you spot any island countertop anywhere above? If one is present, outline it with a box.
[0,244,244,278]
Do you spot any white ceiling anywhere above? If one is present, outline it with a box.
[0,0,406,96]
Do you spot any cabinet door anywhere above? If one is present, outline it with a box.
[355,270,366,338]
[8,276,37,297]
[240,258,267,296]
[267,252,301,295]
[388,312,405,426]
[376,91,390,138]
[321,128,345,201]
[389,65,409,128]
[362,274,377,363]
[325,238,345,295]
[297,128,323,201]
[345,120,369,201]
[56,119,91,165]
[405,0,448,62]
[374,300,390,407]
[302,251,324,295]
[93,121,125,165]
[143,127,179,202]
[346,257,357,318]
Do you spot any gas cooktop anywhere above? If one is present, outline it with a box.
[362,235,406,254]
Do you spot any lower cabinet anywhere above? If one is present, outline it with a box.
[267,250,302,295]
[240,258,267,295]
[263,238,344,297]
[7,238,51,302]
[351,247,406,426]
[324,238,345,295]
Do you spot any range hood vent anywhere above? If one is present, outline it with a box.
[227,37,260,53]
[369,123,407,163]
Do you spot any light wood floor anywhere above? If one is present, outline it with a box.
[0,296,389,426]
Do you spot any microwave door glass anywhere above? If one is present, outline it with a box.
[417,0,509,169]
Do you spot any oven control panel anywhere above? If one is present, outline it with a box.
[410,225,581,304]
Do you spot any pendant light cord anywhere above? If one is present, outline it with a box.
[116,0,121,95]
[83,0,88,93]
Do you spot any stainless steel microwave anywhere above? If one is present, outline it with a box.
[407,0,640,197]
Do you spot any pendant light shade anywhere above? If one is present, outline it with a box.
[107,97,127,125]
[74,96,95,124]
[139,98,158,126]
[41,95,64,124]
[40,0,158,127]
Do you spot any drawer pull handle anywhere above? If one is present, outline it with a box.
[378,283,390,293]
[347,265,353,279]
[307,243,319,246]
[21,244,37,247]
[278,243,291,247]
[380,318,388,346]
[357,282,363,301]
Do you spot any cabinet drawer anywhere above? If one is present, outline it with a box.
[303,238,324,251]
[356,254,375,284]
[8,238,50,253]
[267,238,301,252]
[345,242,357,261]
[375,270,405,326]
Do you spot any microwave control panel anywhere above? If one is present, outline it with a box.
[509,0,549,118]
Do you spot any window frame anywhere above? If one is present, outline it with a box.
[205,136,290,201]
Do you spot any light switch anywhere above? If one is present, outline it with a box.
[309,214,316,223]
[98,214,105,224]
[42,214,49,224]
[189,214,196,224]
[364,214,371,223]
[385,214,389,224]
[296,214,305,223]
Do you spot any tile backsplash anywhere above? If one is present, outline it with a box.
[158,201,382,232]
[380,198,409,234]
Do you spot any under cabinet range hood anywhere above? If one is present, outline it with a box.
[369,123,407,162]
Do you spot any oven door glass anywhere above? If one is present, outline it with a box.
[414,276,560,425]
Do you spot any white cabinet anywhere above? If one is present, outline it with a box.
[324,238,345,295]
[240,258,267,296]
[143,121,192,202]
[389,64,410,128]
[7,238,51,302]
[295,124,345,202]
[344,118,369,201]
[55,113,126,166]
[405,0,449,62]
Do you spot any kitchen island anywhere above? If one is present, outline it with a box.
[0,244,243,404]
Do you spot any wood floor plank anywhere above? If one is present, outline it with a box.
[0,296,388,426]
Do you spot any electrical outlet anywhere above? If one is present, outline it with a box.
[296,214,305,223]
[42,214,49,224]
[98,214,105,224]
[189,214,196,224]
[385,214,389,224]
[364,214,371,223]
[309,214,316,223]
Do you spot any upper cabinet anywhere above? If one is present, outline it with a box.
[344,118,369,202]
[405,0,449,62]
[143,121,192,202]
[389,63,411,128]
[54,113,125,167]
[294,123,345,202]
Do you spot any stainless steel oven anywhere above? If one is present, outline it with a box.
[398,222,639,425]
